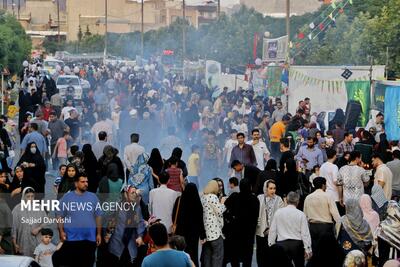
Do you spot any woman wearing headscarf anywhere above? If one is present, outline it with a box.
[223,179,259,267]
[213,177,226,200]
[164,147,188,178]
[98,145,125,182]
[98,163,124,203]
[57,164,78,198]
[329,108,345,131]
[8,166,24,209]
[376,201,400,267]
[82,144,101,193]
[147,148,164,186]
[201,180,226,267]
[359,194,380,235]
[127,153,154,205]
[279,158,301,198]
[17,142,46,196]
[375,133,392,163]
[255,159,278,196]
[172,183,206,267]
[338,198,373,256]
[256,179,285,267]
[12,187,48,257]
[370,183,389,221]
[101,185,146,266]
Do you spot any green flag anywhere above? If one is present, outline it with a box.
[267,66,282,97]
[345,81,370,126]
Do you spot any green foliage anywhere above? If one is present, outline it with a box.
[0,10,32,74]
[41,1,399,75]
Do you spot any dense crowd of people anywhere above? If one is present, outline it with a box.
[0,57,399,267]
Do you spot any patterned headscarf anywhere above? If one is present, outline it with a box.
[341,198,373,249]
[378,201,400,251]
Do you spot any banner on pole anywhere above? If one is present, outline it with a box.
[205,60,221,89]
[262,35,288,62]
[345,81,370,126]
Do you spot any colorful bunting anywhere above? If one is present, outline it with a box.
[331,2,336,8]
[309,22,315,29]
[308,33,312,40]
[298,32,305,39]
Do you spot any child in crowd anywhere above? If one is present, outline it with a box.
[187,145,200,188]
[6,101,18,119]
[325,130,335,148]
[309,165,320,185]
[228,177,239,195]
[52,131,70,166]
[53,164,67,192]
[169,235,194,265]
[34,228,62,267]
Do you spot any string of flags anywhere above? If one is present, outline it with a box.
[289,68,369,93]
[290,0,353,54]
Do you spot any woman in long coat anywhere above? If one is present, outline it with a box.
[172,183,206,266]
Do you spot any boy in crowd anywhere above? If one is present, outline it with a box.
[34,228,62,267]
[54,164,67,192]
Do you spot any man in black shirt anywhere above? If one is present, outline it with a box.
[64,109,81,143]
[279,137,294,174]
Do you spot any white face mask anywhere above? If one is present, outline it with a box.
[30,147,37,154]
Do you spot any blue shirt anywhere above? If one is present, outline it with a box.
[56,191,102,242]
[20,131,48,154]
[295,146,323,170]
[141,250,191,267]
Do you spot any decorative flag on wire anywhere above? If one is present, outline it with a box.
[308,33,312,40]
[309,22,315,29]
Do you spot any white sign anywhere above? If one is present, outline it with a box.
[262,35,288,62]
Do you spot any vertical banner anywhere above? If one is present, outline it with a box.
[250,68,267,97]
[345,81,370,126]
[267,66,283,97]
[384,86,400,140]
[374,82,386,112]
[205,60,221,89]
[262,35,288,62]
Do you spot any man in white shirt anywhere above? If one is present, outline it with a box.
[304,177,340,254]
[92,131,109,160]
[148,172,179,233]
[319,148,342,213]
[268,191,312,267]
[246,128,270,170]
[61,98,76,121]
[224,130,238,166]
[91,113,117,145]
[124,133,145,172]
[372,153,393,200]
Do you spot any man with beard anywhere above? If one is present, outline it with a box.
[295,137,324,175]
[54,175,102,267]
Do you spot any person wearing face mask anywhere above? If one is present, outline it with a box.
[256,180,285,267]
[295,137,324,176]
[16,142,46,196]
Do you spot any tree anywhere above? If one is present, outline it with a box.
[77,25,83,42]
[0,10,31,74]
[85,25,92,38]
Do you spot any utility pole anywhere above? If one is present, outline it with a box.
[286,0,290,44]
[18,0,20,19]
[104,0,108,58]
[217,0,220,17]
[57,0,60,44]
[285,0,290,112]
[182,0,186,63]
[141,0,144,57]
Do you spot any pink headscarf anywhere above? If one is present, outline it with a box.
[359,194,380,234]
